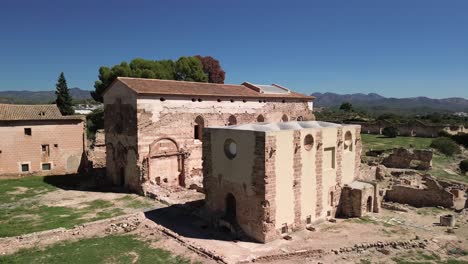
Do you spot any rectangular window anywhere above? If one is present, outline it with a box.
[41,144,50,156]
[42,163,51,171]
[21,163,29,172]
[24,128,32,136]
[323,147,336,169]
[194,125,200,140]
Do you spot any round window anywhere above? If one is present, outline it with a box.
[304,134,314,151]
[224,139,237,159]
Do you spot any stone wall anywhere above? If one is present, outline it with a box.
[0,119,86,176]
[135,96,313,193]
[104,83,139,192]
[382,148,432,170]
[385,175,455,208]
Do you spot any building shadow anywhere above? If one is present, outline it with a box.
[42,173,130,194]
[144,200,240,242]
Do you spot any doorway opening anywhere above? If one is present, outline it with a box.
[225,193,237,222]
[366,196,373,212]
[120,167,125,187]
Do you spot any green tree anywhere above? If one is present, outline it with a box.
[175,56,208,82]
[55,72,74,115]
[382,126,398,138]
[91,57,213,102]
[339,102,353,112]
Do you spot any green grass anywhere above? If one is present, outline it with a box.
[0,176,56,203]
[391,250,468,264]
[0,235,192,264]
[0,176,157,237]
[361,134,432,152]
[116,195,155,209]
[0,199,122,237]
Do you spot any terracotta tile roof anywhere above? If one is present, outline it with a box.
[111,77,314,100]
[0,104,84,121]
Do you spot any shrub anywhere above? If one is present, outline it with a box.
[460,160,468,174]
[382,126,398,138]
[451,133,468,148]
[430,137,461,156]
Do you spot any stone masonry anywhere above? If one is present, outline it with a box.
[203,121,369,243]
[103,77,314,195]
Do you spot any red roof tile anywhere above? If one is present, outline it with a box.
[111,77,314,100]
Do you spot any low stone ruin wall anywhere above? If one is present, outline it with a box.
[382,148,432,170]
[385,175,455,208]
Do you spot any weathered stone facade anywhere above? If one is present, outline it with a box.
[103,77,314,194]
[203,121,369,243]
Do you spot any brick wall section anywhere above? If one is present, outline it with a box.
[263,135,277,242]
[292,130,302,227]
[354,127,362,179]
[315,131,323,218]
[335,127,343,185]
[0,120,85,176]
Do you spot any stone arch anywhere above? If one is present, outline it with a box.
[148,138,185,187]
[228,115,237,126]
[281,114,288,122]
[257,114,265,122]
[194,115,205,140]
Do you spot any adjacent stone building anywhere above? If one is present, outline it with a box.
[0,104,86,176]
[203,121,377,243]
[102,77,315,194]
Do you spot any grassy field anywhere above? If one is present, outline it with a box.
[361,134,432,152]
[361,134,468,184]
[0,235,192,264]
[0,176,157,237]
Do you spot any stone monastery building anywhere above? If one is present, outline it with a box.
[0,104,86,176]
[102,77,314,194]
[203,121,377,242]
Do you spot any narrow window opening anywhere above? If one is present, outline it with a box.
[194,116,204,140]
[24,128,32,136]
[41,144,50,156]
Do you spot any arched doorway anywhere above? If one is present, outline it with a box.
[366,196,373,212]
[225,193,237,221]
[149,138,185,187]
[281,114,288,122]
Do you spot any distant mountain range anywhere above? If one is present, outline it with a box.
[312,92,468,114]
[0,88,92,104]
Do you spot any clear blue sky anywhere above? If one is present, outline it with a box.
[0,0,467,98]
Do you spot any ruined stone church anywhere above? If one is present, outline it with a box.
[102,77,314,194]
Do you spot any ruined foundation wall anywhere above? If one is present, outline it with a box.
[0,120,85,176]
[385,176,455,208]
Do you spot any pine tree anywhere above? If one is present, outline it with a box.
[55,72,74,115]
